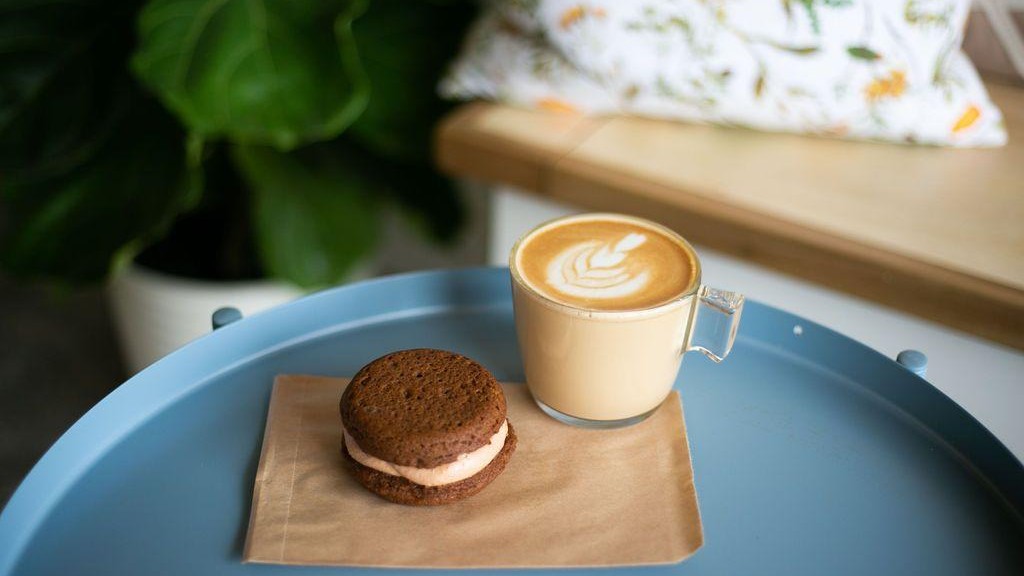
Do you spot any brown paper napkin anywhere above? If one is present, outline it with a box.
[243,375,703,568]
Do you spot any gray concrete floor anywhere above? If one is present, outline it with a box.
[0,275,126,506]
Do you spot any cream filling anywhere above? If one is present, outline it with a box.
[343,420,508,487]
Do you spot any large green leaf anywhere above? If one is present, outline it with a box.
[1,90,194,283]
[233,143,379,288]
[0,0,195,284]
[132,0,369,150]
[348,0,475,163]
[0,0,141,183]
[340,0,473,244]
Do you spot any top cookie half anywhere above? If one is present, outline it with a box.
[339,349,508,468]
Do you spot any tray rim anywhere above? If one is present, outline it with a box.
[1,266,1020,573]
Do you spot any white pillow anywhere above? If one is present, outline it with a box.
[442,0,1006,147]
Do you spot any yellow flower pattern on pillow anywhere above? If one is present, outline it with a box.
[442,0,1006,147]
[864,70,907,101]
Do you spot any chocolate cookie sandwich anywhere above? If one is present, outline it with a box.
[339,349,517,505]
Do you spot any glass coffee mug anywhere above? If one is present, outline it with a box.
[510,213,743,428]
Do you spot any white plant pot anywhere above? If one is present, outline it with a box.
[107,264,308,374]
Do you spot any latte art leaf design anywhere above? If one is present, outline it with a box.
[546,233,650,299]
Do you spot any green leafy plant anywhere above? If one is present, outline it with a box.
[0,0,474,287]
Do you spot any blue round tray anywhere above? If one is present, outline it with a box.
[1,268,1021,575]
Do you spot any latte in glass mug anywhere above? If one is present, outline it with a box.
[510,213,743,428]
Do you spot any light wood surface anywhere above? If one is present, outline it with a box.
[436,83,1024,349]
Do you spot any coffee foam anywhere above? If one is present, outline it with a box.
[515,216,696,311]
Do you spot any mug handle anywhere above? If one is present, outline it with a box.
[686,286,744,363]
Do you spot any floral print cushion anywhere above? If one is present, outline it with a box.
[441,0,1006,147]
